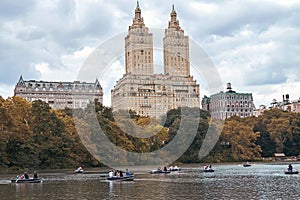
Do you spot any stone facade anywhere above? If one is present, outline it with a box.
[202,83,254,120]
[163,5,190,77]
[125,2,153,75]
[14,76,103,110]
[111,3,200,118]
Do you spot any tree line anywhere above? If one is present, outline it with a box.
[1,96,300,170]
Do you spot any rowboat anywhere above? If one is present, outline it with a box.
[106,175,134,181]
[11,178,42,183]
[75,167,84,173]
[150,170,171,174]
[284,170,299,174]
[203,165,214,172]
[203,169,214,172]
[169,168,181,172]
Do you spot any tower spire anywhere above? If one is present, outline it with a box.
[168,4,183,32]
[164,4,189,77]
[129,0,145,30]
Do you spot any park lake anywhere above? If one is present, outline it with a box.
[1,163,300,199]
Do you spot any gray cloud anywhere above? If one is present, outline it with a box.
[0,0,299,107]
[0,0,36,19]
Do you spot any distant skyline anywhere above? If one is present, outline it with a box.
[1,0,300,107]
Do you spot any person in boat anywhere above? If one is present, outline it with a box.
[23,172,29,179]
[119,170,123,177]
[204,165,212,170]
[288,164,293,172]
[33,171,38,179]
[116,170,120,177]
[75,166,83,173]
[108,170,114,178]
[19,174,25,179]
[125,169,130,177]
[163,166,168,171]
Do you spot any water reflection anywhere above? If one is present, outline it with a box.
[14,183,43,197]
[107,180,135,199]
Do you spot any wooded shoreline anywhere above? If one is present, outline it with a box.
[1,97,300,170]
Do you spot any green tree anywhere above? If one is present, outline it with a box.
[254,116,276,157]
[31,100,73,169]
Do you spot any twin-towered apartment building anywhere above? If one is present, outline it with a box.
[14,2,260,120]
[15,2,200,118]
[110,3,200,118]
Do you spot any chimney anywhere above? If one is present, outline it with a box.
[227,82,232,90]
[285,94,290,104]
[286,94,289,101]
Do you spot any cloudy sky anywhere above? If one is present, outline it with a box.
[1,0,300,107]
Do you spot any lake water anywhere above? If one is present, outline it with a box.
[0,163,300,199]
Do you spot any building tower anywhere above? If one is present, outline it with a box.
[163,5,190,76]
[125,1,154,75]
[111,3,200,118]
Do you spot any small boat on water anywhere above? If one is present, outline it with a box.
[75,167,84,173]
[106,175,134,181]
[203,165,214,172]
[169,166,181,171]
[11,178,42,183]
[169,168,181,172]
[243,163,251,167]
[151,166,178,174]
[284,170,299,174]
[203,169,215,172]
[150,169,171,174]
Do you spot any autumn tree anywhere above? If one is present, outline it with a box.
[219,117,261,161]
